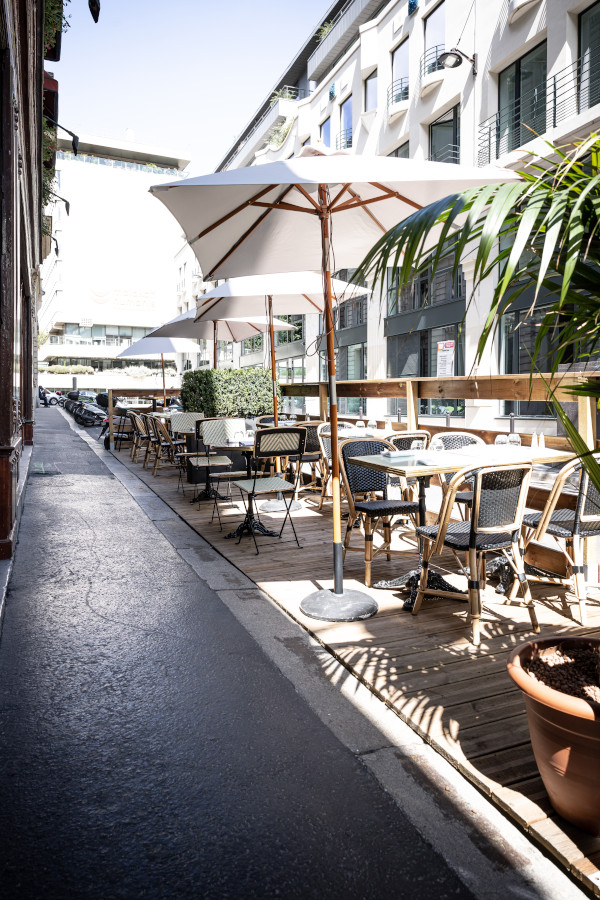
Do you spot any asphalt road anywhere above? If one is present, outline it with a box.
[0,409,474,899]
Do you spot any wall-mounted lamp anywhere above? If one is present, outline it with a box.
[44,116,79,155]
[438,48,477,75]
[89,0,101,23]
[50,191,70,215]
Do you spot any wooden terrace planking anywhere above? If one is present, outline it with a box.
[114,448,600,896]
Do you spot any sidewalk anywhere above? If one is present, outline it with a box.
[0,409,590,899]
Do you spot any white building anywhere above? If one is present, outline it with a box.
[215,0,600,429]
[39,134,191,391]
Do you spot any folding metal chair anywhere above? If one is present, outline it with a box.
[231,427,306,554]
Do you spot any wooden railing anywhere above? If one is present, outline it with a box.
[280,374,600,450]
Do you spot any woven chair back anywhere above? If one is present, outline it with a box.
[436,432,485,486]
[340,439,392,495]
[254,427,306,460]
[470,464,531,536]
[575,458,600,526]
[386,430,431,451]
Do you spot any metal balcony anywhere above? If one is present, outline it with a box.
[336,129,353,150]
[478,54,600,165]
[420,45,445,79]
[387,77,409,108]
[428,144,460,165]
[307,0,385,84]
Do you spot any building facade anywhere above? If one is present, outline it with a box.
[0,1,44,559]
[39,135,191,391]
[215,0,600,427]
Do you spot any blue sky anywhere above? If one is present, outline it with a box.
[52,0,328,174]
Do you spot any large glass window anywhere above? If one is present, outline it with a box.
[423,2,445,74]
[391,41,409,102]
[338,96,353,149]
[320,117,330,147]
[579,2,600,111]
[364,70,378,111]
[388,142,409,158]
[242,334,263,355]
[387,325,465,417]
[501,305,553,416]
[387,258,465,316]
[498,42,547,156]
[275,314,303,346]
[430,105,460,163]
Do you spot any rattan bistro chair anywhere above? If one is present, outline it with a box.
[339,438,420,587]
[383,430,431,501]
[509,454,600,625]
[434,432,486,517]
[129,411,151,463]
[288,421,327,502]
[233,427,307,554]
[413,462,536,646]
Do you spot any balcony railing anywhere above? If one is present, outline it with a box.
[336,129,353,150]
[420,45,445,79]
[387,263,465,316]
[428,143,460,164]
[478,54,600,165]
[387,77,409,108]
[307,0,385,83]
[48,335,135,348]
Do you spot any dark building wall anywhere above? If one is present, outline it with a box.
[0,0,43,559]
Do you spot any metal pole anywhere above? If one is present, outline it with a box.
[213,322,218,369]
[268,296,278,427]
[161,353,166,408]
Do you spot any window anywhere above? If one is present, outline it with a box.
[334,268,368,328]
[387,324,465,417]
[217,341,234,363]
[388,142,409,158]
[364,70,378,111]
[501,305,554,417]
[423,2,445,74]
[242,334,263,354]
[275,314,303,346]
[391,40,409,102]
[337,343,367,415]
[430,105,460,163]
[579,2,600,111]
[498,42,547,156]
[387,259,465,316]
[277,356,306,413]
[320,117,330,147]
[338,96,353,149]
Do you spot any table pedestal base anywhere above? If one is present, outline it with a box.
[374,569,467,611]
[226,510,278,541]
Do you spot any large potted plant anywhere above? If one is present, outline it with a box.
[355,135,600,832]
[507,637,600,834]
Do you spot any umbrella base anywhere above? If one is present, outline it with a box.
[300,587,378,622]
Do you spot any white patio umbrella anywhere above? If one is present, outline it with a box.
[146,311,293,368]
[118,336,203,406]
[150,148,522,623]
[194,271,371,425]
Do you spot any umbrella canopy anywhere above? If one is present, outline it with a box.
[117,336,202,358]
[194,271,370,319]
[146,311,293,343]
[150,152,522,280]
[150,149,521,620]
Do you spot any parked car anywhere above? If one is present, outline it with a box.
[42,390,61,406]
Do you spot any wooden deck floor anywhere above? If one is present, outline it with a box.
[115,447,600,896]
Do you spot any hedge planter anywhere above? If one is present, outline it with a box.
[507,637,600,834]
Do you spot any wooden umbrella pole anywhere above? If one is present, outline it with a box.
[320,186,343,595]
[268,295,279,427]
[161,354,166,408]
[213,321,218,369]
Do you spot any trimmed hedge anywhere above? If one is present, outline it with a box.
[181,368,280,417]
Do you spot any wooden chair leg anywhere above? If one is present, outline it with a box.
[383,517,392,561]
[364,516,373,587]
[412,541,433,616]
[512,538,539,634]
[468,547,481,646]
[572,536,588,625]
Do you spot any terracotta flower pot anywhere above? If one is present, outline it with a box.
[507,637,600,835]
